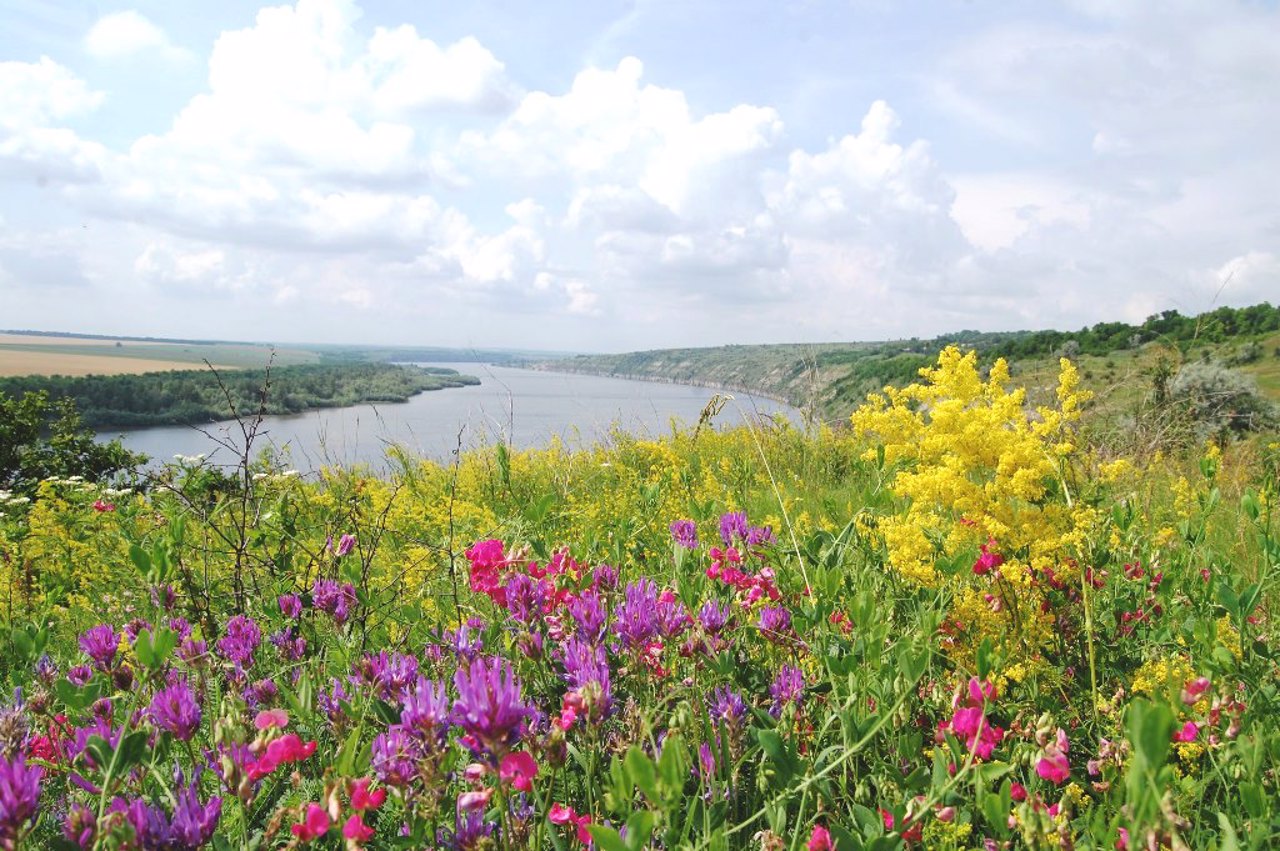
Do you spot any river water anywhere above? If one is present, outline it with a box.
[96,364,801,472]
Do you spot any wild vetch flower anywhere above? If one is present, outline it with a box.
[217,615,261,668]
[465,539,510,605]
[169,772,221,847]
[568,589,608,642]
[291,802,331,841]
[505,573,548,624]
[972,538,1004,576]
[452,656,530,757]
[769,665,805,717]
[758,606,792,639]
[124,619,153,644]
[278,594,303,619]
[359,652,419,702]
[446,620,486,661]
[441,809,496,850]
[401,676,451,745]
[719,512,749,546]
[349,777,386,811]
[243,678,278,707]
[709,686,748,730]
[592,563,619,590]
[698,601,731,634]
[1035,728,1070,784]
[613,579,660,649]
[499,751,538,792]
[269,628,307,662]
[937,678,1003,760]
[67,665,93,686]
[561,637,610,692]
[0,753,42,841]
[313,579,357,625]
[656,593,691,638]
[166,617,192,641]
[127,798,172,849]
[370,725,421,787]
[63,801,96,848]
[669,519,698,549]
[318,678,351,727]
[335,533,357,557]
[79,624,119,670]
[745,525,775,547]
[149,679,201,741]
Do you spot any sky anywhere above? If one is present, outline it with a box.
[1,0,1278,352]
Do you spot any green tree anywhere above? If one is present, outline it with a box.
[0,390,146,495]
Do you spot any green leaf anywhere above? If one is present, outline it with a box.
[657,735,687,794]
[624,811,657,851]
[625,746,659,803]
[10,628,32,661]
[755,729,796,785]
[1217,812,1241,851]
[129,544,152,578]
[114,730,149,772]
[976,636,993,680]
[585,825,630,851]
[1128,699,1174,771]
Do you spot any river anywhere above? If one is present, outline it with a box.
[96,364,801,472]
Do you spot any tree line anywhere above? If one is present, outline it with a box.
[0,363,479,429]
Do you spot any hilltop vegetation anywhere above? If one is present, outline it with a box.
[542,303,1280,426]
[0,363,479,429]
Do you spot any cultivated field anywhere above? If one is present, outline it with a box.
[0,332,318,376]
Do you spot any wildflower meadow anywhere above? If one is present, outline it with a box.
[0,347,1276,850]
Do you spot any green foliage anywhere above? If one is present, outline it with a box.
[0,363,479,428]
[0,389,144,495]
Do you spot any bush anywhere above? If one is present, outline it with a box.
[1167,361,1276,442]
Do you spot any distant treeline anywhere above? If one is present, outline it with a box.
[0,363,479,429]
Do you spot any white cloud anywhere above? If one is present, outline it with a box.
[84,11,192,62]
[0,57,105,128]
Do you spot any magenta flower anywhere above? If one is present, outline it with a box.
[216,615,261,668]
[452,656,530,757]
[1036,728,1071,784]
[499,751,538,792]
[400,676,451,745]
[370,725,421,787]
[718,512,749,546]
[0,753,42,843]
[335,534,357,557]
[972,538,1005,576]
[669,519,699,549]
[148,679,201,741]
[278,594,303,619]
[170,773,222,847]
[313,579,357,626]
[758,606,792,639]
[769,665,805,717]
[79,624,119,670]
[613,579,661,649]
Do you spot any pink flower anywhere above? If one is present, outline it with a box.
[350,777,386,811]
[335,534,357,557]
[92,499,115,512]
[457,789,493,812]
[500,751,538,792]
[254,709,289,730]
[549,804,575,825]
[1172,721,1199,743]
[291,803,331,841]
[972,538,1004,575]
[807,825,833,851]
[342,814,375,842]
[1036,752,1070,784]
[1181,677,1211,705]
[1010,781,1027,802]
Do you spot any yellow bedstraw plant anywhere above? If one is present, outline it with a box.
[851,345,1097,660]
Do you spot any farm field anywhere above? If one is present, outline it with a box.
[0,332,319,377]
[0,346,1275,850]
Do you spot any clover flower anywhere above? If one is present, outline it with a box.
[79,624,119,670]
[709,686,748,730]
[401,676,451,745]
[698,601,731,634]
[718,512,749,546]
[0,753,42,843]
[505,573,549,624]
[148,679,201,741]
[278,594,303,619]
[758,606,792,639]
[313,579,357,625]
[370,725,421,787]
[669,519,699,549]
[452,656,530,757]
[568,589,608,642]
[216,615,261,668]
[169,772,221,847]
[769,665,805,717]
[613,579,660,649]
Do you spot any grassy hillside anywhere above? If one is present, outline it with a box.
[539,306,1280,426]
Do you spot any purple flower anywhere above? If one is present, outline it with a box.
[313,579,357,625]
[66,665,92,686]
[561,638,609,691]
[79,624,119,670]
[709,686,749,730]
[719,512,749,546]
[592,563,619,590]
[613,579,660,649]
[758,606,792,638]
[359,652,419,702]
[150,584,176,611]
[0,753,42,842]
[169,773,222,847]
[441,808,496,850]
[335,533,357,557]
[269,628,307,662]
[149,679,201,741]
[505,574,548,624]
[401,676,451,745]
[166,618,192,641]
[278,594,303,619]
[769,665,805,718]
[568,589,608,642]
[669,519,699,549]
[34,654,58,685]
[657,597,691,638]
[318,678,351,727]
[124,619,153,644]
[126,798,171,850]
[177,639,207,665]
[452,657,530,756]
[698,601,731,634]
[746,525,775,547]
[63,801,96,848]
[371,725,421,787]
[216,615,261,668]
[446,620,486,661]
[242,678,278,708]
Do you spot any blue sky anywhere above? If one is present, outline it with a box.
[2,0,1277,351]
